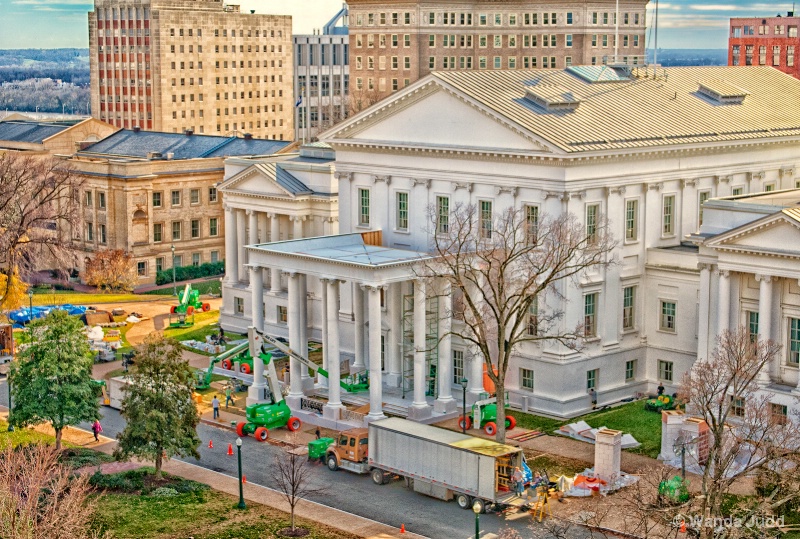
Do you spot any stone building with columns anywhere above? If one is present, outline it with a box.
[219,65,800,420]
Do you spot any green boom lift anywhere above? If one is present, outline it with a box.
[458,393,517,436]
[194,341,249,390]
[168,283,210,328]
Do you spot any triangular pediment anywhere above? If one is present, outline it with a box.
[322,78,559,154]
[705,210,800,258]
[219,163,310,198]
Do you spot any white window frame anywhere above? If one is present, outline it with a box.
[658,360,673,382]
[622,285,636,330]
[520,368,534,391]
[479,199,493,239]
[625,359,637,382]
[453,349,465,384]
[436,195,450,234]
[358,188,370,227]
[662,194,676,237]
[624,198,638,242]
[659,300,677,333]
[395,191,409,232]
[584,292,598,338]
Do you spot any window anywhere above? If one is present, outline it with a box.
[277,305,288,323]
[731,396,745,418]
[566,34,573,47]
[526,298,538,336]
[155,257,164,273]
[358,188,370,226]
[209,218,218,237]
[86,222,94,241]
[732,187,744,196]
[493,56,501,69]
[85,191,93,207]
[765,182,776,192]
[789,46,795,67]
[98,192,106,209]
[759,45,767,65]
[525,205,539,244]
[396,192,409,231]
[173,255,182,267]
[586,203,599,244]
[658,360,673,382]
[622,286,635,330]
[235,297,244,315]
[99,224,106,244]
[479,200,492,239]
[171,190,181,206]
[567,12,573,24]
[586,369,598,390]
[520,368,534,391]
[771,403,789,425]
[660,301,676,332]
[436,196,449,234]
[453,350,464,384]
[789,318,800,364]
[137,261,146,276]
[625,360,636,382]
[172,221,181,240]
[210,251,219,263]
[773,46,781,66]
[192,253,200,266]
[209,187,218,203]
[662,195,675,236]
[191,219,200,239]
[747,311,759,342]
[584,293,597,337]
[625,199,638,241]
[153,223,163,242]
[152,192,162,207]
[190,189,200,204]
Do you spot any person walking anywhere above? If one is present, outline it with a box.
[512,466,525,496]
[657,382,665,396]
[91,420,103,442]
[212,395,220,420]
[225,384,235,408]
[315,427,321,440]
[589,388,597,410]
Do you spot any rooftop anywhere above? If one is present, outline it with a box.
[79,129,291,160]
[0,120,72,144]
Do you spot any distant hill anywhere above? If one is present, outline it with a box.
[0,49,90,86]
[646,49,728,67]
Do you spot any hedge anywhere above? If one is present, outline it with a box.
[155,261,224,285]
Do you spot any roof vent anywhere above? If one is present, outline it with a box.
[132,126,141,133]
[567,65,632,83]
[243,133,253,140]
[184,129,194,136]
[165,152,174,160]
[524,85,581,112]
[147,151,163,160]
[697,80,749,104]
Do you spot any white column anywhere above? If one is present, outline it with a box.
[435,281,456,413]
[386,281,402,387]
[697,264,711,362]
[367,285,386,420]
[270,214,281,293]
[286,272,304,406]
[352,283,366,371]
[409,279,432,419]
[469,348,484,400]
[247,209,258,245]
[299,274,313,392]
[323,279,343,420]
[757,274,773,384]
[292,215,304,239]
[247,266,266,406]
[258,212,269,243]
[236,209,247,282]
[717,269,731,337]
[318,280,329,387]
[224,205,238,285]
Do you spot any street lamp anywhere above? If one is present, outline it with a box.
[236,437,246,509]
[472,500,481,539]
[171,244,177,297]
[460,378,469,434]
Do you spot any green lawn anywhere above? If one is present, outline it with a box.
[163,310,246,356]
[0,419,58,448]
[513,400,662,458]
[144,279,222,296]
[31,292,148,306]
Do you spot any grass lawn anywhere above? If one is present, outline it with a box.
[0,419,60,448]
[163,310,247,356]
[144,279,222,296]
[513,401,663,458]
[31,291,148,306]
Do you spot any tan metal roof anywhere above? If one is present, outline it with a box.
[431,66,800,153]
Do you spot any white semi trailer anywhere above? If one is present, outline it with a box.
[364,417,532,512]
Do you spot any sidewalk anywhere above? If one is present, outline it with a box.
[0,409,425,539]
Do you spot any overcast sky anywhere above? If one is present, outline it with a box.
[0,0,796,50]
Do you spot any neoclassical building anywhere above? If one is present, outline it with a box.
[220,65,800,421]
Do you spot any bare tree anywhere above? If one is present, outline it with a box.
[418,203,614,442]
[680,327,800,537]
[616,465,689,539]
[0,443,105,539]
[348,86,384,115]
[271,444,327,535]
[0,152,83,303]
[84,249,138,292]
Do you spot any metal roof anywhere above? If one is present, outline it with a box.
[431,66,800,153]
[0,120,71,143]
[79,129,290,159]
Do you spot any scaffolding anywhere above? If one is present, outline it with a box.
[401,292,439,399]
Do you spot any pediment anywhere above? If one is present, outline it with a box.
[219,163,309,198]
[705,211,800,258]
[323,79,558,154]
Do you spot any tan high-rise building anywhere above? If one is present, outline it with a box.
[347,0,648,107]
[88,0,294,140]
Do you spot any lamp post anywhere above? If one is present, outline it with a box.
[472,500,481,539]
[236,437,246,509]
[171,244,177,297]
[460,377,469,434]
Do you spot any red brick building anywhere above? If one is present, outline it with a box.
[728,13,800,79]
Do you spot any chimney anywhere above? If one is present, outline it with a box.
[790,11,795,16]
[147,151,163,160]
[185,129,194,136]
[132,126,141,133]
[250,9,255,14]
[243,133,253,140]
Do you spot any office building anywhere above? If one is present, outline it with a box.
[729,13,800,79]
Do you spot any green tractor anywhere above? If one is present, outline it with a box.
[168,283,210,328]
[458,394,517,436]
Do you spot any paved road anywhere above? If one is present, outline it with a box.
[0,377,592,539]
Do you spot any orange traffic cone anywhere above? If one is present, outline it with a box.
[679,520,686,533]
[227,443,234,456]
[208,439,214,449]
[400,524,405,534]
[242,475,247,484]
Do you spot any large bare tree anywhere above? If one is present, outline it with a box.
[271,443,327,535]
[419,203,614,442]
[0,151,83,303]
[681,327,800,537]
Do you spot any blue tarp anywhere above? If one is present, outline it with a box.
[7,304,88,324]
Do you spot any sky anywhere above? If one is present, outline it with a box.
[0,0,797,50]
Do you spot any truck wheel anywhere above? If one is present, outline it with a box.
[472,498,486,514]
[170,306,177,314]
[287,417,302,431]
[371,469,386,485]
[506,416,517,430]
[187,305,195,315]
[202,303,211,312]
[327,454,339,471]
[254,427,269,441]
[221,359,232,370]
[456,493,472,509]
[240,363,252,374]
[236,422,248,437]
[484,422,497,436]
[458,416,472,430]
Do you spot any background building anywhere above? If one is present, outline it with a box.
[728,13,800,78]
[0,117,116,154]
[68,128,290,285]
[347,0,648,107]
[88,0,293,140]
[294,5,350,142]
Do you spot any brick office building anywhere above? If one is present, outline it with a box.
[729,13,800,79]
[88,0,294,140]
[347,0,648,107]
